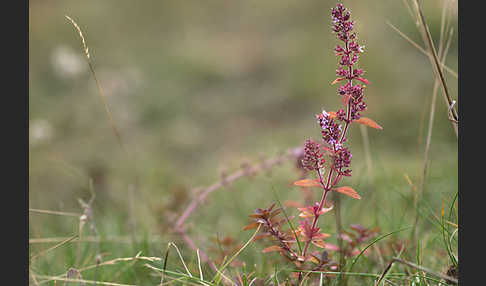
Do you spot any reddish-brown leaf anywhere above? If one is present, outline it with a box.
[327,111,337,119]
[306,255,321,264]
[268,203,276,211]
[334,186,361,199]
[313,232,331,239]
[324,243,340,251]
[297,208,314,218]
[270,208,282,218]
[298,205,333,218]
[284,200,303,208]
[319,205,334,215]
[331,77,345,85]
[293,179,322,187]
[252,234,268,241]
[221,236,236,246]
[355,77,370,85]
[242,222,261,230]
[248,213,264,218]
[353,117,383,130]
[271,217,287,227]
[262,245,283,253]
[340,232,354,243]
[311,239,327,249]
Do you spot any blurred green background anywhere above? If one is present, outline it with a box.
[29,0,457,283]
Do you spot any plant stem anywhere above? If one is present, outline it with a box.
[301,168,333,256]
[301,22,355,267]
[413,0,458,136]
[336,40,354,286]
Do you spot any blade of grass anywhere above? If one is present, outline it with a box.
[241,265,248,286]
[214,267,237,286]
[212,225,261,285]
[159,243,171,286]
[30,235,78,261]
[347,226,411,274]
[168,242,193,278]
[30,270,40,286]
[33,275,135,286]
[393,258,457,284]
[143,264,213,286]
[446,191,459,262]
[40,254,163,285]
[447,191,458,225]
[415,239,428,285]
[377,244,406,286]
[273,264,280,286]
[449,227,458,247]
[411,195,455,237]
[296,270,451,285]
[197,249,204,281]
[385,21,457,79]
[441,199,457,267]
[272,187,302,253]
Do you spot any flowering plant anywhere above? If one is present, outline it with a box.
[244,3,382,282]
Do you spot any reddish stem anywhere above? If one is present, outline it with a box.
[301,38,355,258]
[339,40,353,144]
[301,167,333,256]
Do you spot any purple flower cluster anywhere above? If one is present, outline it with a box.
[332,3,368,122]
[331,4,353,42]
[316,110,342,146]
[334,146,352,176]
[338,83,367,121]
[302,3,370,179]
[301,139,325,171]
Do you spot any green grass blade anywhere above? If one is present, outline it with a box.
[212,225,261,285]
[347,226,411,274]
[272,186,303,253]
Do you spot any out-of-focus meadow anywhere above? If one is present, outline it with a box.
[29,0,457,284]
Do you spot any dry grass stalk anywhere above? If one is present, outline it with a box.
[39,253,162,285]
[420,27,454,194]
[385,21,457,79]
[32,274,136,286]
[30,235,78,261]
[374,257,458,285]
[65,15,127,153]
[29,208,81,217]
[411,0,458,136]
[65,16,142,243]
[29,235,165,244]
